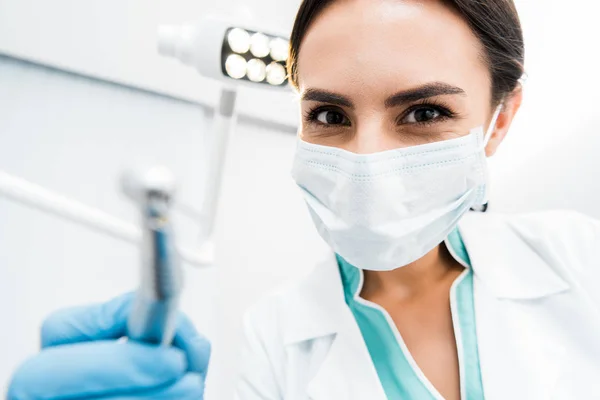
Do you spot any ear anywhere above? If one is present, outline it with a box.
[485,87,523,157]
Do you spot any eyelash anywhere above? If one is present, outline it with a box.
[303,100,457,128]
[399,99,456,126]
[304,106,349,127]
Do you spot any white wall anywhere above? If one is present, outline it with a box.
[488,0,600,218]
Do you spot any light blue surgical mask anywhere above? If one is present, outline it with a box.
[291,105,503,271]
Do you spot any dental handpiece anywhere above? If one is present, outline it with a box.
[123,167,183,346]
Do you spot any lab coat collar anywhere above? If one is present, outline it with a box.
[458,212,570,299]
[283,212,570,345]
[281,252,347,345]
[282,252,388,399]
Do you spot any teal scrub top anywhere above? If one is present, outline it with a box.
[337,229,485,400]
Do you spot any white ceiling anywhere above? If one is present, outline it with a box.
[0,0,303,128]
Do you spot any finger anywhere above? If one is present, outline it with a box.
[41,294,212,376]
[96,373,205,400]
[173,314,212,375]
[7,341,186,400]
[41,293,134,348]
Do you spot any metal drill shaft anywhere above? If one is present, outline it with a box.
[124,167,182,345]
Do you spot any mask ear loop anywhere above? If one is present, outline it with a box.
[483,103,504,147]
[475,102,504,208]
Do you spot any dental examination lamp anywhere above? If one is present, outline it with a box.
[157,18,290,88]
[156,17,290,252]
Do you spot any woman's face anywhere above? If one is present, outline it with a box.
[296,0,518,154]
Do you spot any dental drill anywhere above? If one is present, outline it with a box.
[123,167,183,345]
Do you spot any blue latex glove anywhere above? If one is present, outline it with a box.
[7,293,211,399]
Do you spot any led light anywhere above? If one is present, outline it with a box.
[225,54,247,79]
[250,33,270,58]
[227,28,250,54]
[270,38,289,62]
[266,62,286,85]
[247,59,267,82]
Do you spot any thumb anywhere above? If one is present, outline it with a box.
[41,293,134,348]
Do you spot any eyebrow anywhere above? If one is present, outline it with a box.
[384,82,466,108]
[301,82,466,109]
[301,88,354,108]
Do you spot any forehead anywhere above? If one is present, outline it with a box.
[296,0,489,96]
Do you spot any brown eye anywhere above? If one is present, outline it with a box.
[404,107,441,124]
[316,110,350,126]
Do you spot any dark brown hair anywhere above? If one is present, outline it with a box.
[287,0,524,105]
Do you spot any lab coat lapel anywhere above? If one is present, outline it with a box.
[459,213,569,400]
[284,254,387,400]
[306,314,388,400]
[472,277,566,400]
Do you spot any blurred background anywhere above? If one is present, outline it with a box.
[0,0,598,398]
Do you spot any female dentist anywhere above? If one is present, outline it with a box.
[8,0,600,399]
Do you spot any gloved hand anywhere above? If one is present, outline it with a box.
[7,293,211,399]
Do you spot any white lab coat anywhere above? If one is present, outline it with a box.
[234,210,600,400]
